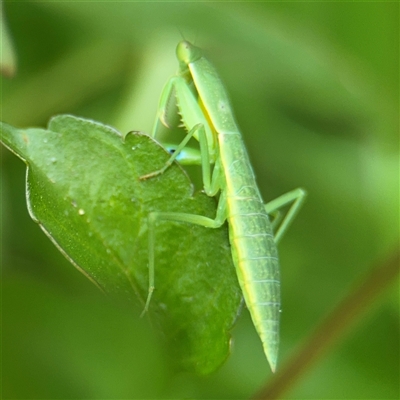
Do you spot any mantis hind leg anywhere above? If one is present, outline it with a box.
[141,191,227,316]
[264,188,307,245]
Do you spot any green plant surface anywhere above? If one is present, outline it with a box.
[1,115,242,376]
[2,2,398,399]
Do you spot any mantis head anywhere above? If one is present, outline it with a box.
[176,40,202,66]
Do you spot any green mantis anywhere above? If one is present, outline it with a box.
[140,40,306,372]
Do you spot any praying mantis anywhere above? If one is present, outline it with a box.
[140,40,306,372]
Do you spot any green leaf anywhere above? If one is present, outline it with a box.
[0,115,242,375]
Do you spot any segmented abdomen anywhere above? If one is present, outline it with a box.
[228,196,280,371]
[220,132,281,371]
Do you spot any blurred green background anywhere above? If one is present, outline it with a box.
[1,1,398,399]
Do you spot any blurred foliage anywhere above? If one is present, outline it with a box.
[0,2,17,77]
[1,1,398,399]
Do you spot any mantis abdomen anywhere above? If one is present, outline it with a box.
[221,132,280,370]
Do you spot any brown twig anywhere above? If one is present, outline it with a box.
[252,248,399,400]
